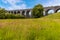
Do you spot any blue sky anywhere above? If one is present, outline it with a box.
[0,0,60,10]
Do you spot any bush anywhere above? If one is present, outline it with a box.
[0,13,5,19]
[0,8,6,14]
[15,14,25,19]
[0,13,25,19]
[5,13,25,19]
[0,8,7,19]
[5,13,15,19]
[32,4,44,18]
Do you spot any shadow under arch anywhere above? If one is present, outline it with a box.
[26,10,30,17]
[22,10,25,16]
[17,11,20,14]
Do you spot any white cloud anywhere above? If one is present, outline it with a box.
[8,3,26,10]
[1,0,60,10]
[2,0,27,10]
[43,0,60,7]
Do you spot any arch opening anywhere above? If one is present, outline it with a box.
[26,10,30,17]
[14,11,16,14]
[22,11,25,16]
[29,10,32,17]
[56,9,60,13]
[47,9,54,14]
[9,11,10,13]
[17,11,20,14]
[11,11,13,14]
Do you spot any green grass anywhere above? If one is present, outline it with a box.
[0,13,60,40]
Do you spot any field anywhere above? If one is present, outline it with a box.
[0,13,60,40]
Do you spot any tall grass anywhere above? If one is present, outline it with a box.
[0,13,60,40]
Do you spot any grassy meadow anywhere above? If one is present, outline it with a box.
[0,13,60,40]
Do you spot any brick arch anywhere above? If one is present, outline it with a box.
[22,10,25,16]
[9,11,10,13]
[17,11,20,13]
[47,9,54,13]
[14,11,16,14]
[26,10,30,17]
[11,11,13,13]
[55,8,60,13]
[45,9,54,15]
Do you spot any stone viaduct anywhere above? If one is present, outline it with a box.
[7,6,60,17]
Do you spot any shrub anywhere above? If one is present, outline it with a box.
[4,13,25,19]
[15,14,25,19]
[0,13,25,19]
[0,8,6,14]
[5,13,16,19]
[0,13,5,19]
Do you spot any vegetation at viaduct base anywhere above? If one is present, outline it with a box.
[0,8,25,19]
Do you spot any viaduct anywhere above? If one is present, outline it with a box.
[7,6,60,17]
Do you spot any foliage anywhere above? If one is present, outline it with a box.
[15,14,25,19]
[0,8,6,14]
[0,13,25,19]
[5,13,25,19]
[32,4,44,18]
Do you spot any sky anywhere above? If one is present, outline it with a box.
[0,0,60,10]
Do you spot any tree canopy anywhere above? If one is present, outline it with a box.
[32,4,44,18]
[0,8,6,14]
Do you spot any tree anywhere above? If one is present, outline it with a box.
[0,8,6,19]
[0,8,6,14]
[32,4,44,18]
